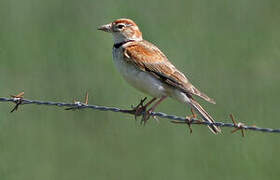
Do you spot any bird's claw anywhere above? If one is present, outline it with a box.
[131,97,156,125]
[120,97,148,120]
[120,97,158,125]
[132,97,147,120]
[140,109,154,125]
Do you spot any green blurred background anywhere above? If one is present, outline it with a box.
[1,0,280,179]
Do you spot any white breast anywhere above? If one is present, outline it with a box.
[112,47,168,98]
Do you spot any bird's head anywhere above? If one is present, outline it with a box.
[98,18,143,44]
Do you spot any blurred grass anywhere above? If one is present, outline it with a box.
[1,0,280,179]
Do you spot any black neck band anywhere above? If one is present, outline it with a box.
[113,40,133,49]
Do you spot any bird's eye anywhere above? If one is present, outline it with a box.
[117,24,125,29]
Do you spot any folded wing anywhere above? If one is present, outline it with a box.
[123,40,215,104]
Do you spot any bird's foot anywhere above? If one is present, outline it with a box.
[120,97,149,119]
[140,108,156,125]
[134,97,158,125]
[131,97,148,119]
[120,97,158,125]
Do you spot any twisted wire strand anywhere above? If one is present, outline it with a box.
[1,97,280,134]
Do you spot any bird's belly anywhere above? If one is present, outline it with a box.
[113,52,167,98]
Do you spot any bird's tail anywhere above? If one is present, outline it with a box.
[188,98,221,134]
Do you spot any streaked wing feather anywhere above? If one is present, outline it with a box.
[123,40,215,103]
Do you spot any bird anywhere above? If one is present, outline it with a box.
[98,18,221,134]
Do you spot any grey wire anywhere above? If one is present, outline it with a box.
[1,97,280,134]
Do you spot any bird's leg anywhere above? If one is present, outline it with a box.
[190,108,197,119]
[185,108,197,134]
[142,96,167,125]
[120,97,157,119]
[133,97,157,119]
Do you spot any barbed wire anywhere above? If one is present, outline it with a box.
[1,92,280,136]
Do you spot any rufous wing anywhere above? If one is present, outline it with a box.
[123,40,215,104]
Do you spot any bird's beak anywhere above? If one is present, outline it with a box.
[97,23,112,32]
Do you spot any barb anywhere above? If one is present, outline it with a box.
[65,92,89,110]
[9,92,24,113]
[1,94,280,134]
[230,114,245,137]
